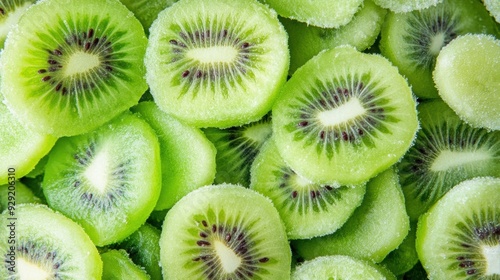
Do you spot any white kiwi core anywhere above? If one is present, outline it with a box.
[64,51,101,77]
[317,97,366,127]
[430,150,491,172]
[243,123,272,143]
[18,258,51,280]
[293,174,313,189]
[483,245,500,276]
[84,149,110,194]
[187,46,238,64]
[429,32,446,56]
[214,240,241,273]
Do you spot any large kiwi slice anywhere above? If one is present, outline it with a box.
[380,0,498,99]
[42,112,161,246]
[398,100,500,220]
[416,177,500,279]
[272,45,418,185]
[0,0,36,48]
[160,184,291,279]
[1,0,148,137]
[145,0,289,128]
[250,138,366,240]
[0,204,102,279]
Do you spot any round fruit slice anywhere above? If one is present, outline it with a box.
[145,0,289,128]
[160,184,291,279]
[416,177,500,279]
[272,45,418,185]
[1,0,148,137]
[0,204,102,279]
[42,112,161,246]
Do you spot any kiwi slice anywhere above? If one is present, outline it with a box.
[0,0,36,48]
[160,184,291,279]
[372,0,442,13]
[0,101,57,185]
[260,0,363,29]
[1,0,148,137]
[101,249,151,280]
[380,223,419,276]
[145,0,289,128]
[203,114,272,186]
[0,181,41,213]
[380,0,498,99]
[433,34,500,130]
[250,138,366,240]
[272,45,418,185]
[119,0,176,34]
[132,101,216,210]
[398,99,500,220]
[42,112,161,246]
[0,204,102,279]
[416,177,500,279]
[292,168,410,263]
[281,0,387,73]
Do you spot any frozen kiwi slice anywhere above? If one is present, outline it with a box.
[434,34,500,130]
[416,177,500,279]
[101,249,150,280]
[380,223,419,276]
[0,101,57,185]
[0,181,41,213]
[1,0,148,137]
[272,45,418,185]
[281,0,387,73]
[160,184,291,279]
[132,101,216,210]
[203,114,272,186]
[145,0,289,128]
[119,0,176,34]
[380,0,498,99]
[0,0,36,48]
[293,168,410,263]
[0,204,102,279]
[399,100,500,220]
[42,112,161,246]
[372,0,442,13]
[260,0,363,29]
[250,138,366,239]
[292,255,396,280]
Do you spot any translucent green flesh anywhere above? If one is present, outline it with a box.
[0,0,36,47]
[101,250,150,280]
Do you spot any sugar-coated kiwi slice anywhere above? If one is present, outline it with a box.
[292,168,410,263]
[203,114,272,187]
[484,0,500,23]
[0,181,41,213]
[1,0,148,137]
[101,249,151,280]
[372,0,442,13]
[399,100,500,221]
[0,0,36,48]
[132,101,216,210]
[119,0,176,34]
[416,177,500,279]
[160,184,291,279]
[281,0,387,73]
[380,223,419,276]
[272,45,418,185]
[434,34,500,130]
[260,0,363,29]
[0,204,102,279]
[250,138,366,240]
[146,0,289,128]
[42,112,161,246]
[0,102,57,185]
[380,0,498,99]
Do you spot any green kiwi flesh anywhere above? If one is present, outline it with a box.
[160,184,291,279]
[399,100,500,220]
[42,112,161,246]
[145,0,289,128]
[372,0,442,13]
[0,0,36,48]
[484,0,500,23]
[272,46,418,185]
[1,0,148,137]
[132,101,216,210]
[0,181,41,213]
[101,249,151,280]
[380,223,419,276]
[416,177,500,279]
[250,138,367,239]
[0,204,102,279]
[292,168,410,263]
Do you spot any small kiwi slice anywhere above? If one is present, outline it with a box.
[0,0,36,48]
[101,249,151,280]
[292,168,410,263]
[380,0,498,99]
[119,0,176,35]
[203,113,272,187]
[0,181,41,213]
[416,177,500,279]
[398,99,500,220]
[292,255,396,280]
[281,0,387,73]
[380,223,419,276]
[250,137,366,239]
[1,0,148,137]
[372,0,442,13]
[42,112,161,246]
[160,184,291,279]
[0,204,102,279]
[145,0,289,128]
[433,34,500,130]
[132,101,216,210]
[272,45,418,185]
